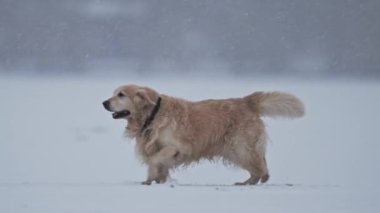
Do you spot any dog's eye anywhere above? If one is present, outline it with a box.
[118,92,125,98]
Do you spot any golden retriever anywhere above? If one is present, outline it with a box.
[103,84,304,185]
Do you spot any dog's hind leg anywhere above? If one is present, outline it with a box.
[142,146,179,185]
[233,134,269,185]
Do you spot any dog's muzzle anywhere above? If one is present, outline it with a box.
[103,100,131,119]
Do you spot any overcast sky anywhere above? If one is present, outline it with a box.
[0,0,379,78]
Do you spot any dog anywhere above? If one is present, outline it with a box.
[103,84,304,185]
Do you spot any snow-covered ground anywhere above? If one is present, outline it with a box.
[0,75,379,212]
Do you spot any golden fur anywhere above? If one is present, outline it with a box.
[103,84,304,185]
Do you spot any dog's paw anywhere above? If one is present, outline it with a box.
[234,176,260,185]
[156,176,167,184]
[141,180,152,185]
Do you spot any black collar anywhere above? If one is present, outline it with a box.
[141,97,162,133]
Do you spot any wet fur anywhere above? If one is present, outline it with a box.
[104,85,304,185]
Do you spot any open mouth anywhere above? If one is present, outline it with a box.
[112,110,131,119]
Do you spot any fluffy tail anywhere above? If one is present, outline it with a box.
[244,92,305,118]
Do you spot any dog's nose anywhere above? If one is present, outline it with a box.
[103,100,110,110]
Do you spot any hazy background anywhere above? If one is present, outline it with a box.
[0,0,379,79]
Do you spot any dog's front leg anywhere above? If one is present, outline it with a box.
[144,140,158,156]
[142,146,179,185]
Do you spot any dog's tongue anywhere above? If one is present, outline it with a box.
[112,110,130,119]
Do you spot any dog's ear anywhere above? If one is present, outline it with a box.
[134,89,156,105]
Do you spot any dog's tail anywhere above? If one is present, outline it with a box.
[244,92,305,118]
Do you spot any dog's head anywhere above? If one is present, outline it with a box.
[102,85,159,120]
